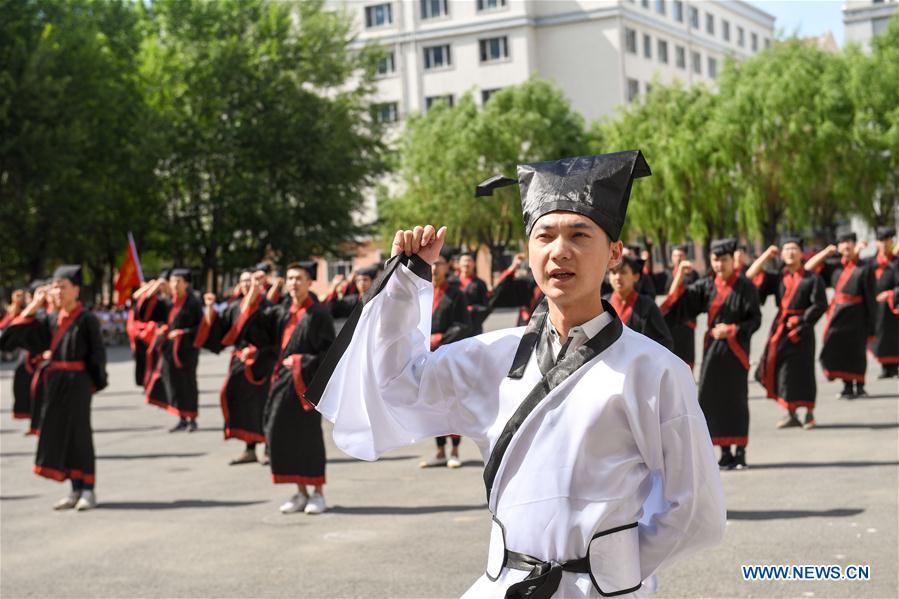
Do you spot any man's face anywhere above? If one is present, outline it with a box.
[608,264,637,296]
[734,249,748,266]
[837,240,855,259]
[876,239,893,254]
[169,275,188,297]
[458,255,475,277]
[51,278,79,307]
[432,258,449,285]
[355,274,373,295]
[527,211,621,309]
[238,272,252,295]
[781,243,802,267]
[710,253,734,279]
[671,248,686,268]
[253,270,267,286]
[286,268,310,298]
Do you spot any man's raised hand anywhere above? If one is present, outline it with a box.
[391,225,447,265]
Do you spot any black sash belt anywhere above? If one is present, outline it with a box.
[503,550,589,599]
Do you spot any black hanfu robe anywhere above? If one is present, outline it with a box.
[751,267,827,410]
[144,292,203,418]
[458,275,490,335]
[261,297,335,486]
[665,273,761,447]
[657,269,701,369]
[2,313,37,423]
[813,257,876,383]
[607,290,673,350]
[430,281,472,351]
[324,292,360,320]
[489,267,544,327]
[194,296,277,444]
[0,303,107,485]
[870,251,899,367]
[127,293,167,387]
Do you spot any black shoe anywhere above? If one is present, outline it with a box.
[187,420,198,432]
[718,450,735,470]
[169,420,188,433]
[776,414,802,429]
[733,448,748,470]
[838,383,855,400]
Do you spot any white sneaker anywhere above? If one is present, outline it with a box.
[54,491,81,510]
[74,490,97,511]
[279,493,307,514]
[447,456,462,469]
[304,492,327,515]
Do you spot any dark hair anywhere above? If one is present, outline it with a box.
[285,262,309,278]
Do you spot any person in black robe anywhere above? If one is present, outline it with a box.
[806,232,877,398]
[605,255,672,349]
[258,261,335,515]
[195,269,278,464]
[747,237,828,429]
[142,269,203,430]
[0,265,107,510]
[456,253,490,335]
[664,238,761,470]
[623,244,657,297]
[734,245,751,278]
[128,276,169,388]
[420,247,472,469]
[489,252,544,326]
[324,265,379,319]
[657,244,701,370]
[870,226,899,378]
[3,286,34,426]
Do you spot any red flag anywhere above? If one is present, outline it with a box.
[114,232,143,307]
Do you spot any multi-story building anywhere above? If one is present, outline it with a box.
[843,0,897,52]
[341,0,775,123]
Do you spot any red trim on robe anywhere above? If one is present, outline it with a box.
[193,311,215,348]
[610,290,638,326]
[711,436,748,447]
[821,260,858,341]
[33,465,95,485]
[291,353,314,411]
[761,270,803,398]
[221,295,262,347]
[659,281,686,315]
[823,369,865,383]
[272,474,325,486]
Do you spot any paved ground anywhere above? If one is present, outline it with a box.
[1,301,897,598]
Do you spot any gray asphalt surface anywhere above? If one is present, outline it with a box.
[1,300,897,598]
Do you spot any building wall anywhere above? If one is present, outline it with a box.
[843,0,898,52]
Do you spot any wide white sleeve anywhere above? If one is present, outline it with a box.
[636,361,727,580]
[313,255,505,461]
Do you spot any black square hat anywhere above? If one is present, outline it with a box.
[297,261,318,281]
[170,268,192,282]
[52,265,82,286]
[475,150,651,241]
[875,225,896,241]
[710,238,738,256]
[779,233,804,249]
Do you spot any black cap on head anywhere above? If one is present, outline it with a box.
[254,262,271,274]
[612,254,644,275]
[357,265,379,279]
[28,278,47,293]
[437,246,454,263]
[710,238,738,257]
[876,226,896,241]
[836,230,857,243]
[158,269,172,281]
[671,243,690,254]
[52,265,82,286]
[626,244,643,255]
[475,150,652,241]
[170,268,191,283]
[780,234,804,250]
[297,261,318,281]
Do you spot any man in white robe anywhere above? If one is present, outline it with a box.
[307,151,726,598]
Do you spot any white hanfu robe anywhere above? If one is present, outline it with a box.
[310,254,726,598]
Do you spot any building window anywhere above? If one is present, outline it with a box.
[372,102,399,123]
[481,88,501,104]
[420,0,448,20]
[873,16,891,35]
[658,39,668,64]
[425,94,454,111]
[365,3,393,28]
[327,260,354,281]
[691,50,701,74]
[423,44,452,70]
[722,19,730,42]
[708,56,717,79]
[705,12,714,35]
[627,78,639,103]
[675,45,686,68]
[477,0,506,11]
[673,0,683,22]
[479,36,509,62]
[737,26,745,47]
[764,37,771,49]
[688,6,699,29]
[641,0,649,8]
[643,33,652,58]
[376,50,396,76]
[625,28,638,54]
[751,32,758,51]
[645,82,653,95]
[655,0,665,15]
